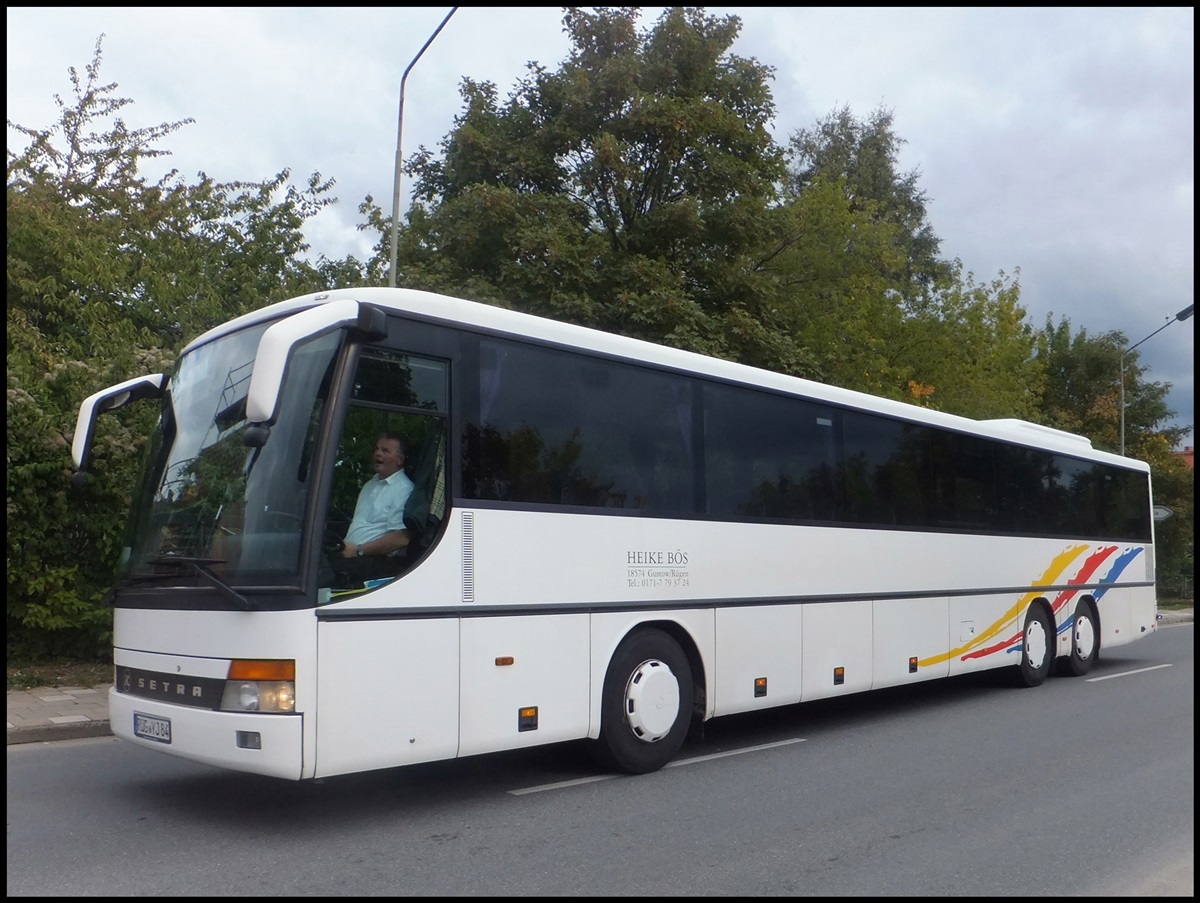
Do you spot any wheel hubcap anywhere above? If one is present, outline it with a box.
[1074,613,1096,660]
[1025,617,1049,670]
[623,658,680,743]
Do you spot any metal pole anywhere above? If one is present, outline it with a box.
[388,7,458,288]
[1120,303,1194,456]
[1119,352,1126,457]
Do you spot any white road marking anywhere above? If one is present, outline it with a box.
[508,737,806,796]
[664,737,806,768]
[1087,663,1173,682]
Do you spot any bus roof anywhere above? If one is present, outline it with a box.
[183,286,1148,472]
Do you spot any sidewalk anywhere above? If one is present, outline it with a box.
[7,683,114,745]
[7,608,1193,746]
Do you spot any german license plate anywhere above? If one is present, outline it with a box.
[133,712,172,744]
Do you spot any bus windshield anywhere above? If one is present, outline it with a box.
[122,323,341,589]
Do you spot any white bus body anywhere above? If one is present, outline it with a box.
[76,288,1157,780]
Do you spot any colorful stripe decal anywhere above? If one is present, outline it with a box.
[1092,546,1144,601]
[918,543,1144,668]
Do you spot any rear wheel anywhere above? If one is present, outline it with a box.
[595,628,693,774]
[1015,605,1054,687]
[1056,599,1100,677]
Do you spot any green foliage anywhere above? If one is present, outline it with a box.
[775,135,1039,414]
[398,7,801,372]
[763,177,908,389]
[1137,435,1195,586]
[788,104,952,297]
[6,36,357,660]
[1032,314,1187,452]
[895,265,1042,419]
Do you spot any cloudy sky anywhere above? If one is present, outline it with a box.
[7,7,1194,445]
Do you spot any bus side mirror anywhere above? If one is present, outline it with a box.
[73,373,165,473]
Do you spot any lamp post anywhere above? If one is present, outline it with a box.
[388,6,458,288]
[1120,303,1194,456]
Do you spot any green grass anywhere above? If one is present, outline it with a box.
[7,661,113,691]
[1158,597,1194,611]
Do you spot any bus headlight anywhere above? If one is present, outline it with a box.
[220,659,296,713]
[220,680,295,713]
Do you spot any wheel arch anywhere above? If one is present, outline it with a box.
[591,616,710,738]
[1027,595,1056,645]
[589,617,708,772]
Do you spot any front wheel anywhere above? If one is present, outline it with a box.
[1015,604,1054,687]
[1056,599,1100,677]
[595,628,693,774]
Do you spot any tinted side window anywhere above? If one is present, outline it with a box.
[933,432,997,530]
[842,412,935,527]
[702,383,840,521]
[995,446,1149,540]
[1103,468,1152,541]
[1050,456,1102,537]
[995,445,1052,533]
[459,334,1152,541]
[463,338,695,512]
[351,348,448,412]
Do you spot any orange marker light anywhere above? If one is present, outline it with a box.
[228,660,296,681]
[518,706,538,732]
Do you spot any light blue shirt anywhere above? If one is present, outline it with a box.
[345,470,415,546]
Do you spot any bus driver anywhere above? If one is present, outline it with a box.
[336,433,414,581]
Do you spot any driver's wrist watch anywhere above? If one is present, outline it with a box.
[357,546,364,557]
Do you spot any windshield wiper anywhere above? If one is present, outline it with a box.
[138,555,257,611]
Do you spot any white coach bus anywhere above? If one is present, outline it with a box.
[72,287,1158,780]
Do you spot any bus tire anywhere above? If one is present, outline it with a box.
[595,628,693,774]
[1015,604,1054,688]
[1056,599,1100,677]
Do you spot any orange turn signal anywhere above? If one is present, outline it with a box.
[228,659,295,681]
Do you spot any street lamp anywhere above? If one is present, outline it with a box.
[1120,303,1194,456]
[388,6,459,288]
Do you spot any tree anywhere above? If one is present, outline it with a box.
[1136,436,1194,591]
[779,106,1038,414]
[756,176,908,391]
[893,264,1042,419]
[7,36,357,659]
[396,7,815,374]
[1032,314,1186,452]
[787,104,953,301]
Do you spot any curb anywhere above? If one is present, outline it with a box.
[6,719,112,746]
[1156,608,1194,626]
